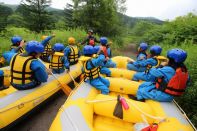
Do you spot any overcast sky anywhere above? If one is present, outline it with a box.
[0,0,196,20]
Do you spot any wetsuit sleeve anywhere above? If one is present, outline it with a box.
[31,60,48,82]
[64,47,71,68]
[78,49,81,57]
[0,70,4,76]
[149,66,175,82]
[133,58,157,67]
[137,54,146,61]
[2,51,17,64]
[40,36,53,47]
[88,54,105,68]
[107,48,112,58]
[62,56,69,69]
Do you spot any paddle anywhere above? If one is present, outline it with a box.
[38,58,72,95]
[67,71,78,87]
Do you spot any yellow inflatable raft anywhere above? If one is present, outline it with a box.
[109,55,168,80]
[50,77,195,131]
[0,63,82,130]
[112,56,134,69]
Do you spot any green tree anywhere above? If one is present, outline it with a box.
[0,4,13,32]
[70,0,126,36]
[17,0,55,33]
[7,13,25,27]
[64,3,76,29]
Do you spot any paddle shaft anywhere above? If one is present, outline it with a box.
[67,71,78,86]
[38,58,72,95]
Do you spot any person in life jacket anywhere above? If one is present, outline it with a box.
[127,42,148,71]
[81,29,100,46]
[98,37,112,76]
[3,41,48,90]
[79,45,110,94]
[64,37,80,72]
[128,45,162,73]
[40,35,55,62]
[103,41,116,68]
[136,48,189,102]
[49,43,67,74]
[10,36,26,53]
[132,45,167,81]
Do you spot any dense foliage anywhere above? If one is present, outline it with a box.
[64,0,126,36]
[130,13,197,45]
[16,0,55,33]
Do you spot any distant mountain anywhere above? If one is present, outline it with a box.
[119,13,164,28]
[0,3,62,12]
[0,3,18,11]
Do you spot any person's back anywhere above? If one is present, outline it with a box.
[8,41,48,90]
[132,45,164,81]
[127,42,148,72]
[97,37,113,76]
[131,45,162,73]
[136,48,189,102]
[64,37,80,71]
[49,43,66,74]
[80,45,110,95]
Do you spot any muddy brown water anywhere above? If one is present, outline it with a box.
[119,43,137,58]
[7,44,137,131]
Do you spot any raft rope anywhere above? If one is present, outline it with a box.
[38,58,72,95]
[173,100,197,131]
[86,98,166,122]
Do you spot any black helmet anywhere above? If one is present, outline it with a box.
[88,29,93,33]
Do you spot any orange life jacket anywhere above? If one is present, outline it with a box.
[100,46,108,58]
[155,67,188,96]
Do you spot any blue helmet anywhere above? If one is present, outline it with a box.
[53,43,65,52]
[167,48,187,63]
[83,45,94,55]
[25,41,44,54]
[100,37,108,45]
[150,45,162,55]
[11,36,22,45]
[93,45,100,54]
[139,42,148,51]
